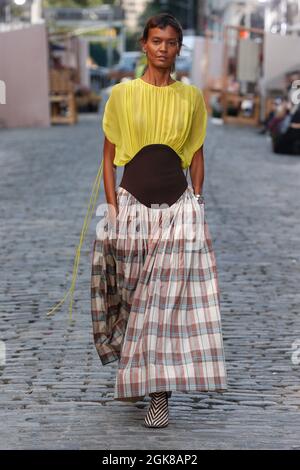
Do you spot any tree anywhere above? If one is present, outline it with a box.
[138,0,196,32]
[44,1,106,8]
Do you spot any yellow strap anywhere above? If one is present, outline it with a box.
[46,158,104,323]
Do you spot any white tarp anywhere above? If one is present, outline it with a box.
[261,32,300,93]
[237,38,260,83]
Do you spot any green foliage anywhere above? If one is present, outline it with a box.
[137,0,191,31]
[126,30,142,52]
[44,0,105,8]
[89,42,120,67]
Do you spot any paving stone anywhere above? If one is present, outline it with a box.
[0,108,300,449]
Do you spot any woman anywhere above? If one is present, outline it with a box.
[272,101,300,155]
[91,13,228,428]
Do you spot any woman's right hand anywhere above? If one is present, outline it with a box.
[107,202,119,226]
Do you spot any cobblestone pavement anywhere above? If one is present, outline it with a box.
[0,100,300,449]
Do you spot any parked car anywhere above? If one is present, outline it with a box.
[175,54,192,79]
[90,66,111,93]
[109,52,142,83]
[75,86,102,113]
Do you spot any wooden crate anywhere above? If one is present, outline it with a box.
[203,87,222,116]
[49,69,77,125]
[221,92,260,126]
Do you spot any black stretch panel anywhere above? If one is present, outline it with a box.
[119,144,188,208]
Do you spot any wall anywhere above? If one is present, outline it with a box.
[0,23,50,129]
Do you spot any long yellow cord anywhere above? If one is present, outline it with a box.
[46,158,104,322]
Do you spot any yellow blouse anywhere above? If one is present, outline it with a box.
[102,77,208,169]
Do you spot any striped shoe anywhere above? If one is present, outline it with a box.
[144,391,169,428]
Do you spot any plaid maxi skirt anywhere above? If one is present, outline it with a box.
[91,185,228,401]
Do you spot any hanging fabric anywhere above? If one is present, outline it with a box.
[45,159,104,322]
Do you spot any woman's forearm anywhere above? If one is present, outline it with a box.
[189,146,204,194]
[103,136,118,216]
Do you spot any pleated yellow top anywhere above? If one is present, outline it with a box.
[102,77,208,169]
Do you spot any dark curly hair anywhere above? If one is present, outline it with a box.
[138,13,183,75]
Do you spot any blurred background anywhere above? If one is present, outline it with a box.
[0,0,300,153]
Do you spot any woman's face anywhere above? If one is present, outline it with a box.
[142,26,181,71]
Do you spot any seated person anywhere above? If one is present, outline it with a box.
[272,102,300,154]
[258,98,283,134]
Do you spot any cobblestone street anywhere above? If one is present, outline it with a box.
[1,101,300,449]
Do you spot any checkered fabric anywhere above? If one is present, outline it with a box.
[91,185,228,400]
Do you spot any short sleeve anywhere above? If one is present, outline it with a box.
[185,87,208,163]
[102,87,121,146]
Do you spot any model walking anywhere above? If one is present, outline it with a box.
[91,13,228,428]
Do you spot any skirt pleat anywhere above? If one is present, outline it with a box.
[91,185,228,401]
